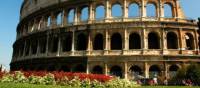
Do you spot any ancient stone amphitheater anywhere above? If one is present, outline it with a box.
[11,0,200,80]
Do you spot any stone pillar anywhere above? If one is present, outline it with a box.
[104,63,108,75]
[57,36,61,56]
[159,0,164,20]
[71,30,75,55]
[86,63,90,74]
[164,63,169,79]
[194,29,199,54]
[105,0,111,21]
[89,3,94,23]
[62,10,67,27]
[142,28,147,54]
[162,29,167,54]
[36,40,40,56]
[123,0,128,19]
[46,34,49,56]
[178,28,183,54]
[51,12,56,28]
[87,32,92,55]
[105,29,110,54]
[23,41,27,56]
[124,29,129,51]
[144,62,149,78]
[124,62,128,79]
[175,0,180,18]
[141,0,146,19]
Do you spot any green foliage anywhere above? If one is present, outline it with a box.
[186,63,200,80]
[14,71,27,83]
[106,78,139,88]
[1,73,14,83]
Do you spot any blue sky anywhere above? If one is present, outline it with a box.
[0,0,200,70]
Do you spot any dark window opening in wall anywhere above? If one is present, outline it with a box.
[185,33,194,50]
[62,34,72,52]
[47,65,56,71]
[92,65,103,74]
[73,64,86,72]
[129,65,143,75]
[31,40,38,55]
[50,37,59,53]
[56,12,62,25]
[167,32,178,49]
[112,4,122,18]
[94,34,104,50]
[96,5,105,20]
[76,33,88,50]
[60,65,70,72]
[128,3,140,17]
[164,3,173,18]
[110,65,122,78]
[81,7,89,22]
[25,41,30,56]
[19,44,24,57]
[146,3,156,17]
[111,33,122,50]
[149,65,161,78]
[39,38,47,54]
[148,32,160,49]
[169,65,179,72]
[129,33,141,49]
[68,9,75,23]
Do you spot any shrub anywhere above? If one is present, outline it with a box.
[106,78,139,88]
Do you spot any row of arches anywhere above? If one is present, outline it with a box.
[13,31,195,58]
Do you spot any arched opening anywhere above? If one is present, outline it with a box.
[112,3,122,17]
[110,65,122,78]
[167,32,178,49]
[47,16,51,27]
[62,34,72,52]
[39,38,46,54]
[129,65,143,80]
[111,33,122,50]
[50,37,59,53]
[164,3,173,18]
[25,40,30,56]
[185,33,194,50]
[149,65,161,78]
[81,7,89,21]
[47,65,56,72]
[128,3,140,17]
[92,65,103,74]
[169,65,179,78]
[56,12,62,25]
[129,33,141,49]
[31,40,38,55]
[76,33,88,50]
[73,64,86,72]
[148,32,160,49]
[60,65,70,72]
[95,5,105,20]
[146,3,156,17]
[68,9,75,23]
[94,34,104,50]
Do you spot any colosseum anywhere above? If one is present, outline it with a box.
[11,0,200,80]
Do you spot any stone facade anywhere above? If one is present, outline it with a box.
[11,0,200,81]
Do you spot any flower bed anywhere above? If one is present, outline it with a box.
[0,71,139,88]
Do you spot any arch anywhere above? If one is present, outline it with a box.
[148,32,160,49]
[62,34,72,52]
[60,65,70,72]
[95,5,105,20]
[149,65,161,78]
[68,9,75,23]
[111,33,122,50]
[31,40,38,55]
[167,32,178,49]
[129,65,142,75]
[93,33,104,50]
[92,65,103,74]
[129,33,141,49]
[56,12,62,25]
[185,33,195,50]
[76,33,88,50]
[146,3,156,17]
[110,65,122,78]
[128,3,140,17]
[81,7,89,21]
[164,3,173,18]
[50,36,59,53]
[73,64,86,72]
[112,3,122,17]
[169,64,179,78]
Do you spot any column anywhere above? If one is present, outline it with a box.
[36,40,40,56]
[57,36,61,56]
[178,28,183,54]
[62,10,67,27]
[124,62,128,79]
[142,28,147,54]
[141,0,146,20]
[104,63,108,75]
[46,34,49,56]
[87,33,92,55]
[105,29,110,54]
[23,41,27,56]
[144,62,149,78]
[74,8,79,25]
[105,0,111,21]
[86,63,90,74]
[71,30,75,55]
[164,62,168,79]
[175,0,180,18]
[194,30,199,54]
[123,0,128,19]
[124,29,129,54]
[159,0,164,20]
[162,29,167,54]
[89,3,94,23]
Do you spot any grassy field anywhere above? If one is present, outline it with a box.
[0,83,200,88]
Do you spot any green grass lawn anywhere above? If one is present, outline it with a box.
[0,83,200,88]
